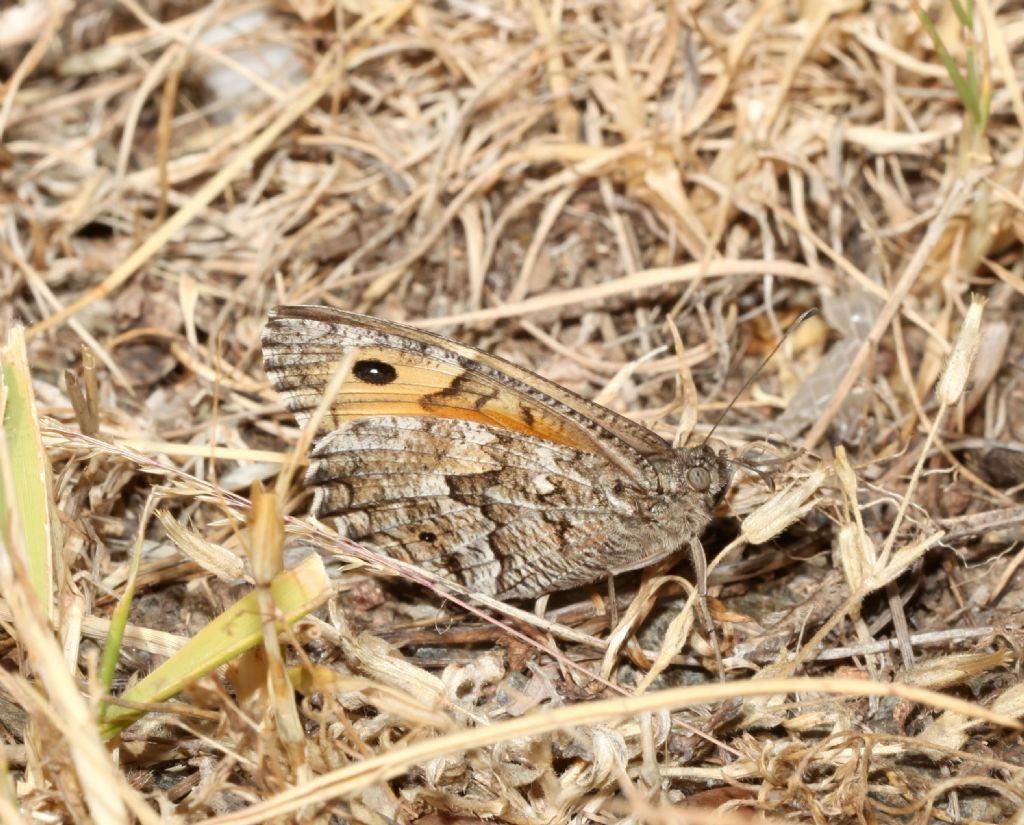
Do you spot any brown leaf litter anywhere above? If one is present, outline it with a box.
[1,1,1023,822]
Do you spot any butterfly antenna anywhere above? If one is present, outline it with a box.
[701,307,819,446]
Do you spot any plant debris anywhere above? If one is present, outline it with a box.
[1,1,1023,822]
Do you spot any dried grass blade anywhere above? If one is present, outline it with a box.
[200,676,1022,825]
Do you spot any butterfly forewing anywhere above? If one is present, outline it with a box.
[263,306,670,481]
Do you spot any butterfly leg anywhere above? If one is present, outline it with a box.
[609,542,725,679]
[688,538,724,679]
[604,573,619,630]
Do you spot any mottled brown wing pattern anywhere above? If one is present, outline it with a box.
[262,305,731,600]
[307,416,654,598]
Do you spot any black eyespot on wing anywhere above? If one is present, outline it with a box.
[418,530,438,543]
[353,359,398,385]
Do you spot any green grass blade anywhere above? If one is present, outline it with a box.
[0,327,55,616]
[98,553,331,739]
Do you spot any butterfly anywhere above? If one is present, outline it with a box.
[262,306,732,600]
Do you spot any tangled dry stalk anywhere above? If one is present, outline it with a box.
[1,1,1023,822]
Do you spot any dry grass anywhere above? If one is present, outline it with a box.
[2,0,1024,822]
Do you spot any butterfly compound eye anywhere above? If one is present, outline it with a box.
[353,359,397,385]
[686,465,712,492]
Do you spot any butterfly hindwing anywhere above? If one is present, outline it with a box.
[307,415,645,598]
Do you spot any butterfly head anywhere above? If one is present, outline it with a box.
[672,442,733,511]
